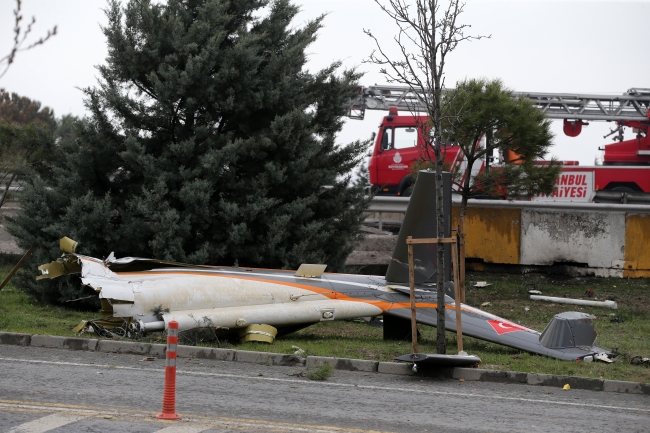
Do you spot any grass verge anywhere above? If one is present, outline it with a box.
[1,265,648,383]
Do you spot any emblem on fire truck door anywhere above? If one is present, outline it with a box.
[388,151,408,170]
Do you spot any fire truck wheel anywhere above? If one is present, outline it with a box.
[398,176,414,197]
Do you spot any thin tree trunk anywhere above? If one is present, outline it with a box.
[434,104,446,355]
[435,171,446,354]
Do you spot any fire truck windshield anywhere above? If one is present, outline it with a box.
[393,127,417,150]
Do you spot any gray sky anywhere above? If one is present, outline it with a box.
[1,0,648,165]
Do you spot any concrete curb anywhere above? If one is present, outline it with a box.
[31,335,98,351]
[307,356,378,372]
[0,332,31,346]
[97,340,166,357]
[176,345,235,362]
[1,332,648,395]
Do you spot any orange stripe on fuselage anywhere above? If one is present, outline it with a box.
[115,270,471,313]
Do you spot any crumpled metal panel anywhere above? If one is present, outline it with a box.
[539,312,597,349]
[36,256,81,280]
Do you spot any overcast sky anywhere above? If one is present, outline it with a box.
[1,0,648,165]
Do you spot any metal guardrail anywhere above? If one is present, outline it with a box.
[365,195,650,232]
[367,195,650,215]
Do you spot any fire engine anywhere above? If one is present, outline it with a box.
[347,86,650,204]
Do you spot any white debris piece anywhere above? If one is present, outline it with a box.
[594,353,614,363]
[529,295,617,310]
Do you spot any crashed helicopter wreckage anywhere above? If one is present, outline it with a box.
[37,171,615,362]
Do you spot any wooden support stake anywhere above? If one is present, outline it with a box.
[0,246,35,292]
[407,236,418,355]
[406,235,465,355]
[459,216,466,303]
[451,239,463,353]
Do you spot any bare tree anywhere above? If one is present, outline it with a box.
[365,0,488,354]
[0,0,57,79]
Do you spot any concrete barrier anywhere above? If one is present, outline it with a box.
[520,210,625,269]
[349,203,650,278]
[624,214,650,278]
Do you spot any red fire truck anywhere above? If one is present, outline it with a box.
[347,86,650,204]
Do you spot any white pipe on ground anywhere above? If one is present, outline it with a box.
[529,295,617,309]
[139,320,166,332]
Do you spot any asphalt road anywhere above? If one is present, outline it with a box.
[0,345,648,433]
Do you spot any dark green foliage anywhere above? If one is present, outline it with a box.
[0,92,68,209]
[440,78,561,199]
[9,0,369,305]
[0,119,56,208]
[352,159,370,189]
[0,120,54,171]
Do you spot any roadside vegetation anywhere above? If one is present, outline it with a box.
[1,263,648,383]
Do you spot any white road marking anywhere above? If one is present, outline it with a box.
[1,357,648,414]
[7,413,85,433]
[153,426,209,433]
[0,402,375,433]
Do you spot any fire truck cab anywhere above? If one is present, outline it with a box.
[354,86,650,202]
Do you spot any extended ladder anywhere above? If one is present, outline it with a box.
[347,85,650,122]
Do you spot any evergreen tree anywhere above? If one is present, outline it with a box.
[9,0,369,305]
[441,78,560,204]
[0,89,56,128]
[0,119,54,208]
[440,78,560,295]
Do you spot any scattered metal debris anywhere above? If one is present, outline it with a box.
[594,353,614,363]
[73,319,129,338]
[530,295,617,309]
[473,281,491,288]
